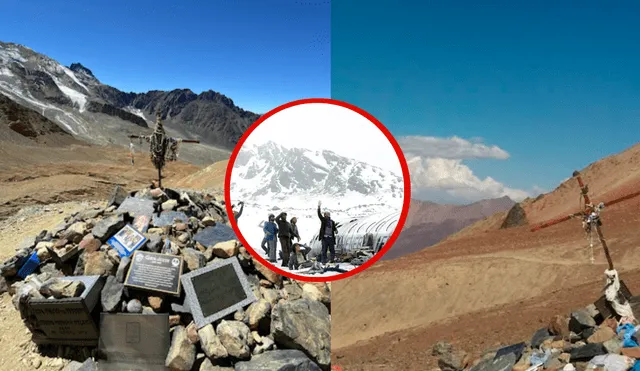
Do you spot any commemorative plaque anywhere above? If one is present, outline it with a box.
[181,258,257,329]
[98,313,170,371]
[27,275,105,346]
[193,224,237,248]
[594,280,633,320]
[124,251,183,296]
[108,224,148,258]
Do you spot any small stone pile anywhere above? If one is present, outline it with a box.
[435,303,640,371]
[0,185,332,371]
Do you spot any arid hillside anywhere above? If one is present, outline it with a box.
[331,142,640,371]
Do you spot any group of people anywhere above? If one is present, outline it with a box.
[259,200,339,269]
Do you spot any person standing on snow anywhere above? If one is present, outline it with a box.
[263,214,278,263]
[275,212,292,267]
[290,217,301,244]
[317,200,338,264]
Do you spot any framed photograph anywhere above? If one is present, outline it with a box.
[107,224,148,258]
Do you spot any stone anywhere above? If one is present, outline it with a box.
[569,310,596,335]
[101,276,124,312]
[253,259,282,286]
[439,350,469,371]
[210,240,239,258]
[586,326,615,344]
[182,249,206,271]
[115,256,131,283]
[148,296,162,311]
[585,304,600,318]
[39,278,85,298]
[62,222,87,243]
[150,188,164,198]
[282,282,302,301]
[433,341,453,356]
[235,349,322,371]
[165,325,196,371]
[145,233,163,253]
[0,277,7,295]
[92,215,125,242]
[107,185,128,207]
[271,298,330,368]
[302,283,330,307]
[84,251,115,276]
[246,299,271,332]
[127,299,143,313]
[199,359,233,370]
[186,321,199,344]
[78,235,101,253]
[603,336,623,354]
[570,343,606,362]
[175,223,188,231]
[198,324,228,360]
[216,320,252,359]
[162,200,178,211]
[201,216,216,227]
[531,327,552,348]
[621,347,640,358]
[254,336,276,355]
[169,315,181,326]
[193,225,237,250]
[469,353,517,371]
[549,315,571,337]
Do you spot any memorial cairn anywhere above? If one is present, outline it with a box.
[0,185,331,371]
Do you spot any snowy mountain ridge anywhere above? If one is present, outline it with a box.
[231,141,404,207]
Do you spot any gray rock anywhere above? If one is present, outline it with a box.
[217,320,252,359]
[145,233,163,253]
[531,327,552,348]
[115,256,131,283]
[165,325,196,371]
[432,341,453,356]
[62,222,87,244]
[182,249,206,271]
[469,353,516,371]
[570,343,606,362]
[199,359,233,371]
[283,282,302,301]
[126,299,143,313]
[84,251,115,276]
[92,215,125,242]
[585,304,600,318]
[260,288,281,306]
[271,298,331,369]
[64,358,98,371]
[39,278,85,298]
[439,350,468,371]
[0,277,7,295]
[101,276,124,312]
[198,324,228,360]
[234,349,322,371]
[603,336,623,354]
[246,299,271,332]
[569,309,596,334]
[108,185,128,208]
[0,254,28,278]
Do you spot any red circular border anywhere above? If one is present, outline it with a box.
[224,98,411,282]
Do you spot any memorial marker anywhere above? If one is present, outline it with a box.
[181,258,257,329]
[151,211,188,228]
[193,224,237,248]
[124,251,184,296]
[108,224,148,258]
[26,276,105,346]
[98,313,170,371]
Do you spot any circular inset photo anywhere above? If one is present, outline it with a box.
[225,98,410,281]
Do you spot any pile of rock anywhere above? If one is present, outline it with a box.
[435,303,640,371]
[0,185,332,371]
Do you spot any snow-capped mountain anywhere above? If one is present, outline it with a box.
[0,41,260,163]
[232,141,404,205]
[231,141,405,252]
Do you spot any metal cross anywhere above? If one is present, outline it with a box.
[128,113,200,188]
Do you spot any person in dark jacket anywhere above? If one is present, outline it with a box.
[290,217,301,244]
[275,212,292,267]
[232,201,244,220]
[317,200,338,264]
[262,214,278,263]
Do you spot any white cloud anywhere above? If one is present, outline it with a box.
[397,135,510,160]
[243,102,403,174]
[400,137,544,203]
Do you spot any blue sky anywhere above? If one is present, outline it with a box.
[333,1,640,203]
[0,0,330,114]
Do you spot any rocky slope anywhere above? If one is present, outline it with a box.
[384,197,515,260]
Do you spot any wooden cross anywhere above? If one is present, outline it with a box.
[128,113,200,188]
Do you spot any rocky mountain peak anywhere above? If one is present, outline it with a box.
[69,63,96,80]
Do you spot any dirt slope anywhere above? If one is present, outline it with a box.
[331,142,640,370]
